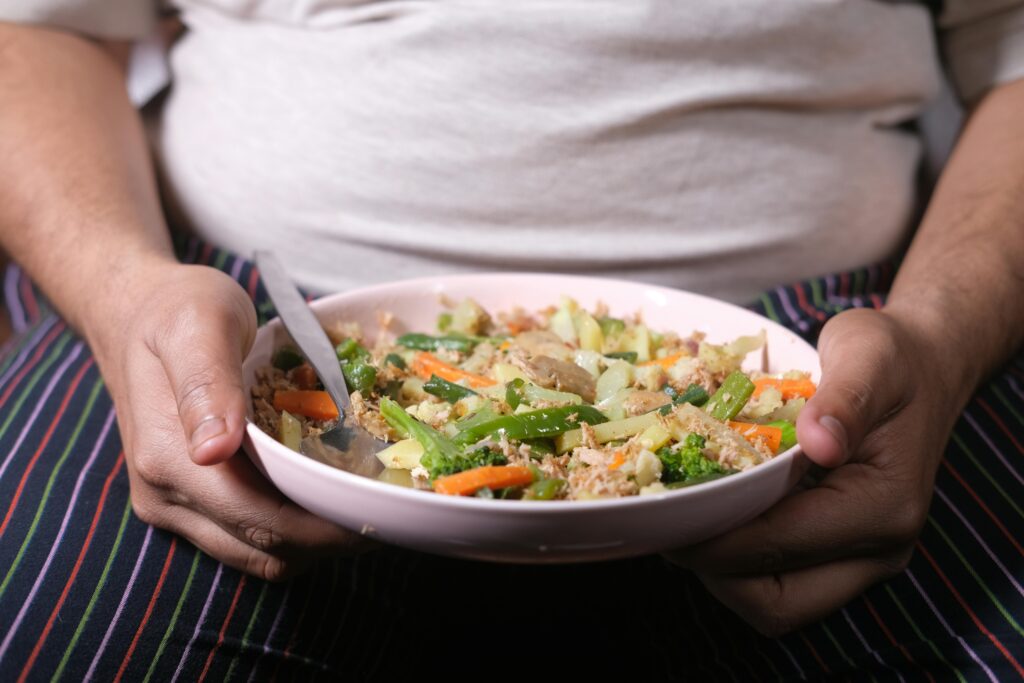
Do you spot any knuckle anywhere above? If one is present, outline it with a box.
[130,447,173,490]
[129,495,164,527]
[878,547,915,577]
[243,522,285,553]
[834,377,874,419]
[238,503,287,553]
[175,371,219,418]
[885,500,927,546]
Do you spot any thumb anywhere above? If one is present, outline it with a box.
[796,309,908,469]
[157,292,258,466]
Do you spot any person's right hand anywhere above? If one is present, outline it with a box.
[89,261,373,580]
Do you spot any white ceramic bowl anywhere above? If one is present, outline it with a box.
[242,273,819,563]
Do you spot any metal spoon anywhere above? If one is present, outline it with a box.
[254,251,385,478]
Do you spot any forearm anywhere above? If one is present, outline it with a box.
[0,22,176,341]
[886,78,1024,400]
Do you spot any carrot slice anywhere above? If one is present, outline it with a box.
[433,465,534,496]
[728,421,783,453]
[752,378,817,400]
[412,352,497,388]
[638,353,684,370]
[273,390,339,421]
[608,451,626,470]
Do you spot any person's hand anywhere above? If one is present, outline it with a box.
[89,261,373,580]
[662,307,966,636]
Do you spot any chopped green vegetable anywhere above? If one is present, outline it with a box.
[605,351,638,363]
[379,397,505,480]
[335,338,371,363]
[505,378,526,410]
[454,405,608,446]
[525,478,566,500]
[437,312,453,332]
[766,419,797,451]
[396,333,477,353]
[423,374,478,403]
[383,380,403,401]
[521,383,583,406]
[334,338,376,395]
[455,403,501,433]
[342,361,377,396]
[279,410,302,452]
[656,434,726,484]
[705,371,755,421]
[522,438,555,456]
[271,346,305,371]
[660,383,710,414]
[384,353,407,370]
[598,316,626,338]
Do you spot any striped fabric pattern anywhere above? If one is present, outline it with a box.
[0,238,1021,681]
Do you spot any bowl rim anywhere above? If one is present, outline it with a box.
[244,271,818,514]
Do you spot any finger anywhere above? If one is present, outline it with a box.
[663,438,921,575]
[693,551,910,637]
[797,309,910,469]
[155,278,257,466]
[157,504,313,582]
[180,449,377,557]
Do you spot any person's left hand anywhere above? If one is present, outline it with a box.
[662,307,967,636]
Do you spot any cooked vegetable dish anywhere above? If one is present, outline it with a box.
[252,297,815,500]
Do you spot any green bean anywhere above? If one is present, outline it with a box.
[424,374,478,403]
[704,371,755,421]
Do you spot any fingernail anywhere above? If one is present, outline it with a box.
[818,415,847,458]
[191,416,226,450]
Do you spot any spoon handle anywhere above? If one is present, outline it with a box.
[254,251,350,416]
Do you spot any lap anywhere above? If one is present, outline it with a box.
[1,247,1021,682]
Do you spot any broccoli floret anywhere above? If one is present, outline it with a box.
[657,433,725,484]
[425,446,508,480]
[379,398,508,481]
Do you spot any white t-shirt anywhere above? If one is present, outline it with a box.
[7,0,1024,301]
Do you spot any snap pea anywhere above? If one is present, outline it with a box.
[660,383,710,414]
[766,419,797,451]
[704,371,755,421]
[341,361,377,396]
[453,405,608,445]
[335,338,371,363]
[384,353,407,370]
[396,333,477,353]
[423,374,478,403]
[522,438,555,456]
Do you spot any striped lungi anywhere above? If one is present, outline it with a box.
[1,237,1022,681]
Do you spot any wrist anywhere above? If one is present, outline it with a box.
[879,299,979,416]
[80,250,181,359]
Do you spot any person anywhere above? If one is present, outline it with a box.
[0,0,1022,679]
